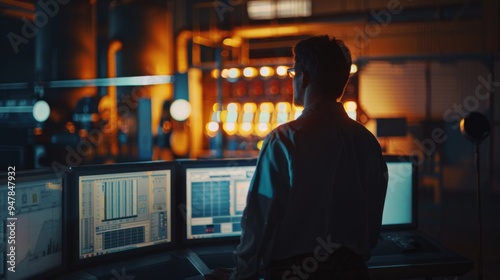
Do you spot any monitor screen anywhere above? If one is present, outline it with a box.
[0,169,63,280]
[178,156,415,243]
[64,161,175,266]
[180,159,257,241]
[381,155,417,229]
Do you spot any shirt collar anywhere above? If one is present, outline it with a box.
[300,101,348,119]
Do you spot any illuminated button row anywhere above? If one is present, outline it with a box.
[206,102,303,137]
[210,64,358,79]
[211,66,290,79]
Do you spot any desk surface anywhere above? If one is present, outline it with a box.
[368,231,474,279]
[57,231,473,280]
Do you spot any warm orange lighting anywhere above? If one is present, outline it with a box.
[33,127,43,135]
[257,123,270,132]
[258,111,271,123]
[170,99,191,121]
[276,102,291,112]
[211,69,220,79]
[459,118,465,133]
[176,30,192,73]
[66,122,75,133]
[259,102,274,112]
[219,110,227,123]
[227,102,240,112]
[276,112,290,125]
[210,111,221,122]
[234,26,301,39]
[223,122,237,135]
[228,68,241,79]
[347,111,357,121]
[107,39,122,156]
[223,37,242,47]
[276,66,288,77]
[344,101,357,121]
[293,106,303,120]
[207,121,219,131]
[243,102,257,113]
[206,121,219,137]
[79,129,88,138]
[221,69,229,78]
[162,121,172,133]
[259,66,274,77]
[225,111,238,123]
[241,112,254,125]
[242,122,253,131]
[239,122,253,136]
[256,140,264,150]
[170,128,190,156]
[243,67,258,78]
[350,64,358,74]
[344,101,357,112]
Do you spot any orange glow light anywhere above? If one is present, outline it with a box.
[227,102,239,111]
[221,69,229,78]
[259,102,274,112]
[350,64,358,74]
[257,123,269,132]
[344,101,357,112]
[79,129,88,138]
[211,69,220,79]
[256,140,264,150]
[276,66,288,77]
[223,122,237,135]
[211,111,221,122]
[66,122,75,133]
[243,67,258,78]
[33,127,43,135]
[222,37,241,47]
[277,102,291,112]
[293,106,303,120]
[243,102,257,112]
[228,68,241,79]
[259,66,274,77]
[239,122,253,136]
[206,121,219,137]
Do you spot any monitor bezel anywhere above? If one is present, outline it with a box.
[380,154,419,232]
[0,168,66,280]
[63,160,177,270]
[176,158,257,247]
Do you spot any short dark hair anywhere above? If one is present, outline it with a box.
[292,35,352,99]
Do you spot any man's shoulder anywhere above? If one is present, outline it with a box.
[265,122,295,143]
[347,118,377,138]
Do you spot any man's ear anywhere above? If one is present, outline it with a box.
[301,70,310,89]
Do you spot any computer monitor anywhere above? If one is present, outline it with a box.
[0,168,64,280]
[178,158,257,243]
[64,161,176,268]
[381,155,418,230]
[178,155,415,243]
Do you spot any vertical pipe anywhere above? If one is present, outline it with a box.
[214,48,224,158]
[109,0,173,159]
[107,40,122,156]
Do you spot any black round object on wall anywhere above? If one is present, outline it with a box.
[460,111,490,143]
